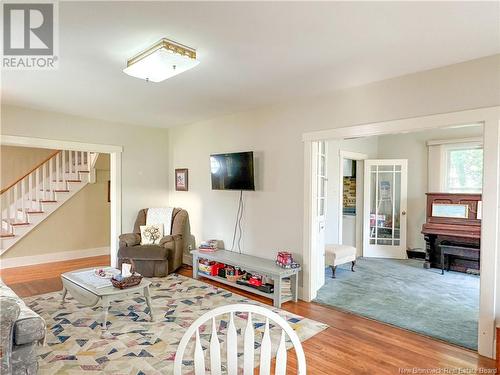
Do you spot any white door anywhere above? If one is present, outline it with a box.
[363,159,408,259]
[315,141,327,290]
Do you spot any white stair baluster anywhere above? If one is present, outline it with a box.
[13,184,18,223]
[86,151,90,171]
[8,190,13,226]
[243,312,255,375]
[69,150,73,175]
[227,312,238,375]
[49,159,53,200]
[9,189,14,227]
[194,329,206,375]
[62,150,66,188]
[209,317,221,375]
[259,318,271,375]
[20,179,25,221]
[0,198,3,233]
[42,163,47,200]
[28,173,33,211]
[3,194,7,232]
[35,168,40,209]
[56,152,60,190]
[275,330,287,375]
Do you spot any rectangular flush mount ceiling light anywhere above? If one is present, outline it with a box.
[123,38,199,82]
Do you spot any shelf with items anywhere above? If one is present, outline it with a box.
[191,249,300,308]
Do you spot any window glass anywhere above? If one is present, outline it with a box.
[446,147,483,193]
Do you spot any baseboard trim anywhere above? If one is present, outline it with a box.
[0,247,110,269]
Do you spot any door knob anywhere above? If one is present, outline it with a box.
[402,211,407,215]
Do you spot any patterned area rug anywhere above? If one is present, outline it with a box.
[25,274,327,374]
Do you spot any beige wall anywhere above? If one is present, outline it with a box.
[167,55,500,275]
[1,105,170,236]
[2,153,111,258]
[1,146,56,190]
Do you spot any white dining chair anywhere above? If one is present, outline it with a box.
[173,303,306,375]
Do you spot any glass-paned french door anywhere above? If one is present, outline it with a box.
[363,159,408,259]
[317,141,327,220]
[313,141,327,292]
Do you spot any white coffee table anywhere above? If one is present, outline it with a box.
[61,267,154,331]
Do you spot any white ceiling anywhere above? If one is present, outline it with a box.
[2,1,499,128]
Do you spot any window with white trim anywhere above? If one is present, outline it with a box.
[443,143,483,193]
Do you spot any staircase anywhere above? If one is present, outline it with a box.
[0,150,99,254]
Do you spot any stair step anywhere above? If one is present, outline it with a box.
[1,153,96,253]
[18,210,44,214]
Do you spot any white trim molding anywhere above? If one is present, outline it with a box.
[303,106,500,358]
[302,107,499,142]
[0,247,110,269]
[426,136,483,146]
[1,135,123,153]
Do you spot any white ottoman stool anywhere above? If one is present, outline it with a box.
[325,244,356,278]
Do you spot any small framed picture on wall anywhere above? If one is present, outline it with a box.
[175,168,189,191]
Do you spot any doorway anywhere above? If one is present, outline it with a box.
[316,126,483,350]
[302,107,500,358]
[0,135,122,267]
[337,151,367,259]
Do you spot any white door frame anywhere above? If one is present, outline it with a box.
[0,135,123,267]
[302,106,500,358]
[338,150,368,247]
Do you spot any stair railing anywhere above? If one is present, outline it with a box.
[0,150,95,236]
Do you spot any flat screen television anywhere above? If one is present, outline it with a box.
[210,151,255,191]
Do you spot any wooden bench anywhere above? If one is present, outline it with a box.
[191,249,300,308]
[438,244,480,275]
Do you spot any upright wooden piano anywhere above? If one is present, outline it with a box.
[421,193,481,273]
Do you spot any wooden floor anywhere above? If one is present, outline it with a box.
[1,256,496,374]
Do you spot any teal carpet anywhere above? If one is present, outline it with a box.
[314,258,479,350]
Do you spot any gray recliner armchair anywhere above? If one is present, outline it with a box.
[118,208,188,277]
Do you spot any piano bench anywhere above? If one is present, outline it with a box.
[438,244,480,275]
